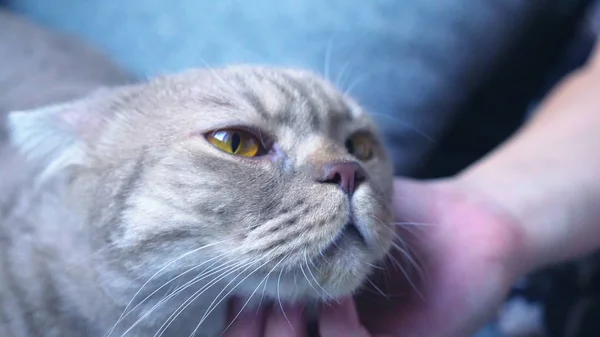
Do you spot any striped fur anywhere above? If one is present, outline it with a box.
[1,66,395,336]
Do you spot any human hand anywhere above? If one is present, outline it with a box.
[354,177,527,337]
[222,177,528,337]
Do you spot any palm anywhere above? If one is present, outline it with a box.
[355,178,526,337]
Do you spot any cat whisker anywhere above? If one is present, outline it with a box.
[390,230,427,281]
[304,251,334,301]
[342,72,370,97]
[367,111,435,143]
[340,63,395,97]
[391,221,432,227]
[257,267,271,313]
[365,276,390,299]
[323,33,336,83]
[106,238,234,337]
[386,244,425,301]
[365,261,385,270]
[318,249,331,266]
[299,262,320,300]
[152,259,256,337]
[121,258,246,337]
[371,213,426,292]
[277,267,294,333]
[191,254,283,337]
[132,237,236,283]
[218,254,290,337]
[334,61,352,91]
[370,215,428,271]
[117,251,231,325]
[194,256,270,325]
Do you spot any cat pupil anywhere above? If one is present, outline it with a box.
[231,132,241,153]
[345,139,354,154]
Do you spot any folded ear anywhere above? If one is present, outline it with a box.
[7,95,110,179]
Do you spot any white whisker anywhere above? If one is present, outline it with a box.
[365,277,390,299]
[153,260,254,337]
[106,238,233,337]
[121,259,245,337]
[387,246,425,301]
[119,251,231,324]
[219,254,290,337]
[367,111,435,143]
[191,255,282,337]
[304,252,334,300]
[277,268,294,332]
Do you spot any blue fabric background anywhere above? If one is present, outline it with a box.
[5,0,539,178]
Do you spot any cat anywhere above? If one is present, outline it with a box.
[0,10,396,336]
[0,65,396,336]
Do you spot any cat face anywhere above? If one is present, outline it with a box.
[9,66,395,302]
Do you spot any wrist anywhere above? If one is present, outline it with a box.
[456,65,600,273]
[450,173,537,276]
[458,155,600,275]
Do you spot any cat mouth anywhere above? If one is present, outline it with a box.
[322,221,366,256]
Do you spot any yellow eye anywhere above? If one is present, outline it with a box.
[345,134,375,161]
[206,129,263,157]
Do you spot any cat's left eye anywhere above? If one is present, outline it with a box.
[205,129,266,157]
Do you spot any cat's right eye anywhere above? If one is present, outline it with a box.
[205,128,267,157]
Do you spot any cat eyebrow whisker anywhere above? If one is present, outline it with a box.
[366,111,436,144]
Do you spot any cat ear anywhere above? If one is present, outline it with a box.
[7,97,108,178]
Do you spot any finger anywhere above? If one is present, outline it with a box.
[319,297,379,337]
[222,297,267,337]
[264,302,307,337]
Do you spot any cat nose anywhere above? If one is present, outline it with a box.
[318,161,366,196]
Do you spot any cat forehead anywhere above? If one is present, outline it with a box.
[144,67,368,130]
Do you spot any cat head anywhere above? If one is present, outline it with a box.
[8,66,395,302]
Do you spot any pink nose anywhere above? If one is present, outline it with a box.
[318,161,366,196]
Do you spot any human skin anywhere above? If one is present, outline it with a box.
[224,42,600,337]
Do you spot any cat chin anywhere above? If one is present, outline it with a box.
[231,264,371,306]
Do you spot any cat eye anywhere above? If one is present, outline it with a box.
[205,129,266,157]
[345,134,375,161]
